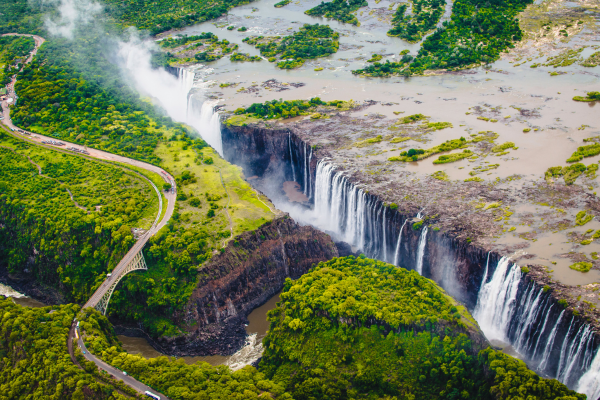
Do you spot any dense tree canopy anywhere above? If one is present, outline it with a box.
[259,256,584,400]
[0,133,156,304]
[0,298,128,399]
[387,0,445,42]
[0,36,35,86]
[243,24,339,68]
[305,0,368,26]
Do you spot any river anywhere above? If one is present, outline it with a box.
[118,292,281,369]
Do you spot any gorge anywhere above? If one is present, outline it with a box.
[215,103,600,397]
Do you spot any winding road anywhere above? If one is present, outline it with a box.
[1,33,175,400]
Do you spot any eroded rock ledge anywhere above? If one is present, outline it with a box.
[220,117,600,335]
[155,215,338,356]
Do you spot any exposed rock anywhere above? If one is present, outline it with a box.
[155,215,338,356]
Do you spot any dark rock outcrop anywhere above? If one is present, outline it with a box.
[155,215,338,356]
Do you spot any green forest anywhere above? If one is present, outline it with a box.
[305,0,368,26]
[243,24,339,68]
[0,298,129,399]
[0,35,35,86]
[101,0,255,35]
[10,36,195,164]
[258,256,585,400]
[232,97,352,120]
[354,0,533,75]
[77,308,291,400]
[0,132,157,304]
[410,0,532,72]
[387,0,445,42]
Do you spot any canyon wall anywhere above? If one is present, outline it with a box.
[221,121,600,393]
[155,215,338,356]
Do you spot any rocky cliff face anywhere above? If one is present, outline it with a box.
[155,215,338,356]
[220,120,600,388]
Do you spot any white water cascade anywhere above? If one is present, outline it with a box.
[178,68,195,101]
[393,219,408,266]
[283,145,600,394]
[415,226,428,275]
[190,99,223,156]
[224,333,263,371]
[578,350,600,400]
[473,257,520,342]
[116,41,223,155]
[473,256,600,392]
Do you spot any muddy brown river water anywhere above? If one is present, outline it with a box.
[142,0,600,290]
[119,292,281,367]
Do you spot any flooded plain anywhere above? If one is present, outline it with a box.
[157,0,600,289]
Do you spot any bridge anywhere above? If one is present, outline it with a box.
[82,165,172,315]
[1,32,176,399]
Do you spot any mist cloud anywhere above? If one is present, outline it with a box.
[41,0,102,39]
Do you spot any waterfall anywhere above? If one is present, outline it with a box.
[512,286,544,353]
[538,310,564,371]
[307,146,313,200]
[394,219,408,266]
[415,226,428,274]
[472,256,599,390]
[480,252,490,289]
[382,207,387,263]
[558,324,594,387]
[578,350,600,400]
[473,257,521,342]
[291,156,600,392]
[288,133,296,182]
[178,68,195,96]
[303,143,308,196]
[312,160,373,255]
[193,100,223,156]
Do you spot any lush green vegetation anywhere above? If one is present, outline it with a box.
[6,30,277,337]
[569,261,592,272]
[389,137,468,162]
[567,142,600,163]
[109,141,275,336]
[258,256,583,400]
[156,33,239,65]
[409,0,532,72]
[573,91,600,102]
[433,149,473,164]
[0,298,129,399]
[78,307,291,400]
[398,113,428,124]
[102,0,256,35]
[352,57,414,77]
[0,0,45,35]
[387,0,445,42]
[230,52,262,62]
[11,37,196,164]
[305,0,368,26]
[231,97,354,120]
[243,24,339,68]
[158,33,216,49]
[582,52,600,68]
[0,36,35,86]
[0,131,157,304]
[355,0,534,74]
[274,0,291,6]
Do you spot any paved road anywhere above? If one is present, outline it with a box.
[70,324,170,399]
[2,33,174,400]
